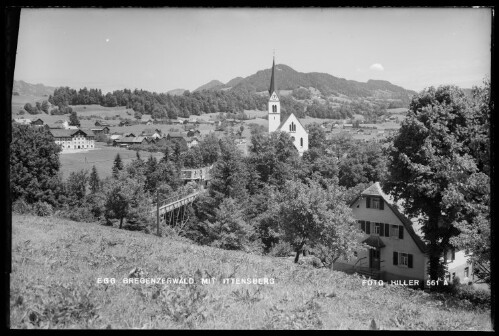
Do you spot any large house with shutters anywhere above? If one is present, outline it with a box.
[333,182,474,287]
[333,182,429,287]
[50,129,95,152]
[267,57,308,155]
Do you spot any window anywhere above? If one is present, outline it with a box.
[371,197,380,209]
[452,272,456,280]
[464,267,469,278]
[374,223,381,235]
[393,251,413,268]
[300,137,303,147]
[400,253,408,266]
[390,225,399,238]
[272,105,277,112]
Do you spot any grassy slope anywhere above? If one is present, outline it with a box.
[10,215,491,330]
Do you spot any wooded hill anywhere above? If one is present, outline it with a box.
[195,64,417,104]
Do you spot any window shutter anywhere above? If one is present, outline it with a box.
[365,221,371,234]
[385,224,390,237]
[379,223,385,236]
[379,197,384,210]
[408,254,413,268]
[360,220,365,232]
[399,226,404,239]
[366,197,371,208]
[393,252,398,265]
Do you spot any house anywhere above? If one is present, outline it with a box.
[167,132,188,148]
[95,120,111,127]
[31,118,44,126]
[91,126,110,135]
[141,128,162,139]
[186,137,199,148]
[113,136,147,147]
[187,129,201,137]
[119,120,133,127]
[333,182,429,287]
[109,134,123,141]
[188,116,198,123]
[140,115,154,124]
[181,165,213,187]
[50,129,95,151]
[170,119,183,124]
[13,118,32,125]
[267,57,308,155]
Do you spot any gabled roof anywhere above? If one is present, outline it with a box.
[277,113,307,134]
[50,128,91,137]
[115,136,146,143]
[167,132,185,138]
[351,182,427,253]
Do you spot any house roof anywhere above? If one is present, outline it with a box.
[277,113,307,134]
[141,115,153,122]
[50,128,92,138]
[351,182,427,253]
[168,132,185,138]
[362,235,386,248]
[115,136,146,143]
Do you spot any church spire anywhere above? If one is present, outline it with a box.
[269,56,276,95]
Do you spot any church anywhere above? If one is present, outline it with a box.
[267,57,309,155]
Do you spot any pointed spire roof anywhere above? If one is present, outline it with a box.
[269,56,276,95]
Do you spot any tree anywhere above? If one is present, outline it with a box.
[69,111,80,127]
[205,197,255,251]
[338,141,387,188]
[384,84,487,284]
[103,171,151,229]
[198,133,220,166]
[249,131,300,187]
[305,123,327,150]
[278,179,363,264]
[65,170,89,207]
[10,124,65,206]
[41,100,50,113]
[24,103,36,114]
[89,165,101,194]
[112,153,124,178]
[443,81,491,284]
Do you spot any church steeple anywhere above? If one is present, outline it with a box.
[269,56,276,95]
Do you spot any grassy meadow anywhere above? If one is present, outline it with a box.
[58,143,163,180]
[10,214,492,330]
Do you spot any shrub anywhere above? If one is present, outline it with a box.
[12,198,32,215]
[453,284,491,307]
[268,241,293,257]
[33,201,53,217]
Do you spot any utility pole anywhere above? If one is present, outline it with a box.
[156,188,160,237]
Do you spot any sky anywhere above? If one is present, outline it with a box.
[14,8,491,94]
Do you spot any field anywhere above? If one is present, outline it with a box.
[10,214,492,330]
[58,143,163,180]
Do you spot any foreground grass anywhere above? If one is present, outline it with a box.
[10,215,491,330]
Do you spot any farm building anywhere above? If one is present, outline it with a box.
[113,136,147,147]
[31,118,44,126]
[140,115,154,124]
[187,129,201,137]
[91,126,110,135]
[95,120,111,127]
[13,118,32,125]
[50,128,95,152]
[141,128,162,139]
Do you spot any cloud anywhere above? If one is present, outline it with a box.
[369,63,384,71]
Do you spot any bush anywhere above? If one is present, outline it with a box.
[33,201,53,217]
[268,241,293,257]
[12,198,32,215]
[453,284,491,307]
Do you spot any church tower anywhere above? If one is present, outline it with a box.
[268,57,280,133]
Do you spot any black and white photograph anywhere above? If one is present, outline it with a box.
[6,7,492,330]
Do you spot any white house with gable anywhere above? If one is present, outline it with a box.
[267,57,308,155]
